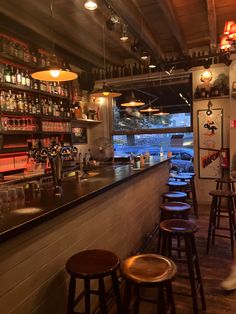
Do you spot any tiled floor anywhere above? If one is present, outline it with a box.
[111,205,236,313]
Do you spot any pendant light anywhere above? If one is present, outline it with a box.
[31,0,78,82]
[153,70,169,116]
[84,1,98,10]
[139,99,159,113]
[91,25,121,98]
[120,90,145,107]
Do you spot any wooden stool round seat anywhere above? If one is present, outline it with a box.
[162,191,187,203]
[167,181,188,190]
[158,219,206,314]
[120,254,176,314]
[179,172,195,177]
[160,202,191,221]
[174,175,192,181]
[66,249,122,314]
[207,190,236,257]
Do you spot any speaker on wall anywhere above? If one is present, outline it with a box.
[79,71,95,91]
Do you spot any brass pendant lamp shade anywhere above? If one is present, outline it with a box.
[31,55,78,82]
[154,111,169,116]
[140,101,159,113]
[31,1,78,82]
[91,84,122,98]
[121,91,144,107]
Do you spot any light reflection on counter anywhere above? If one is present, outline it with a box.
[13,207,43,215]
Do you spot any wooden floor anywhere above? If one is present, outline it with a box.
[111,205,236,314]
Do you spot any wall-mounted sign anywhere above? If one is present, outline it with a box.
[197,108,223,179]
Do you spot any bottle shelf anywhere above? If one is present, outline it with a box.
[0,147,28,153]
[193,95,229,102]
[0,52,38,69]
[0,82,69,99]
[41,115,70,121]
[71,118,102,124]
[1,111,41,117]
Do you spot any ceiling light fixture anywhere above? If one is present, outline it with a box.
[121,91,145,107]
[153,70,169,116]
[165,65,175,75]
[141,51,149,61]
[84,0,98,10]
[139,104,159,113]
[148,56,157,69]
[31,0,78,82]
[120,24,129,42]
[206,100,213,116]
[91,25,121,98]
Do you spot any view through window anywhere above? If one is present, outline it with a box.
[112,73,193,172]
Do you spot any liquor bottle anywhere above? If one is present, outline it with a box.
[31,50,38,65]
[10,66,16,84]
[18,44,24,60]
[25,70,31,87]
[16,68,22,85]
[35,96,41,114]
[4,64,11,83]
[21,69,26,86]
[138,63,142,75]
[124,64,129,76]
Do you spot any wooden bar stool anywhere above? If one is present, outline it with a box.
[66,249,122,314]
[120,253,176,314]
[175,173,198,218]
[162,191,187,203]
[207,190,236,257]
[159,219,206,314]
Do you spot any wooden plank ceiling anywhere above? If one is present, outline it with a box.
[0,0,236,71]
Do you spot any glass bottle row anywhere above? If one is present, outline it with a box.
[0,64,69,97]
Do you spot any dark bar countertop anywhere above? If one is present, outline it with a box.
[0,157,169,243]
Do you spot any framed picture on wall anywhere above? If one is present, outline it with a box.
[232,81,236,94]
[197,108,223,179]
[72,127,87,144]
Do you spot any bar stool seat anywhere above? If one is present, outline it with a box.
[167,181,188,190]
[66,249,122,314]
[160,202,191,220]
[159,219,206,314]
[178,172,195,177]
[120,253,176,314]
[174,175,192,181]
[162,191,187,203]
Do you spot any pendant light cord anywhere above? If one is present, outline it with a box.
[50,0,55,55]
[102,24,106,82]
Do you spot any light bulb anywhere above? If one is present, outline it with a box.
[102,91,110,96]
[50,69,60,78]
[84,1,97,10]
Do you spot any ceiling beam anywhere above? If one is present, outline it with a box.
[0,1,122,68]
[157,0,188,55]
[206,0,217,50]
[105,0,165,60]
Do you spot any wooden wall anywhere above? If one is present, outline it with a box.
[0,162,169,313]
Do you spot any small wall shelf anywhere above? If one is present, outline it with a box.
[193,95,229,102]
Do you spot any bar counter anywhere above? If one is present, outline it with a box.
[0,157,169,243]
[0,157,170,314]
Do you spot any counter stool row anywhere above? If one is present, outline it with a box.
[66,249,177,314]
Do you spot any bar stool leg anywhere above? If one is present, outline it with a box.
[166,282,176,314]
[191,235,206,310]
[228,198,235,258]
[157,286,166,314]
[111,272,123,313]
[98,278,108,314]
[67,276,76,314]
[185,237,199,314]
[84,278,91,314]
[123,281,132,314]
[133,285,140,314]
[190,178,198,218]
[207,196,217,253]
